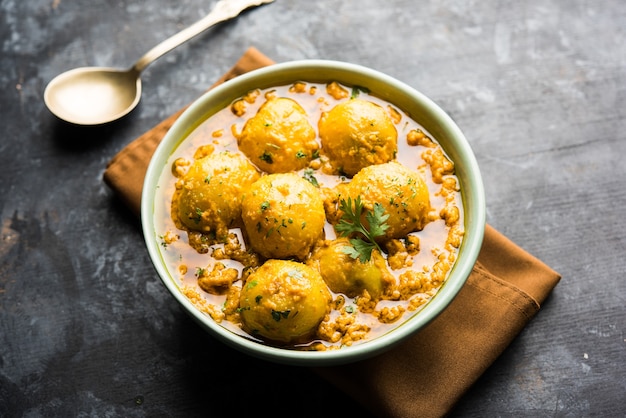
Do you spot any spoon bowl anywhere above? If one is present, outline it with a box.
[44,67,141,125]
[43,0,274,125]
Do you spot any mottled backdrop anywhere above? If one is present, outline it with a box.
[1,0,625,416]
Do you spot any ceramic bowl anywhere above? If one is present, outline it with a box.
[141,60,485,366]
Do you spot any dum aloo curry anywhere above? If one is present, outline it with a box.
[152,80,464,350]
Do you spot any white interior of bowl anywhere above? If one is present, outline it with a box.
[141,60,485,366]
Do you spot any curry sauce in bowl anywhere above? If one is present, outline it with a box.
[142,61,485,366]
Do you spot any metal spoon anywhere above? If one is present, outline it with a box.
[44,0,274,125]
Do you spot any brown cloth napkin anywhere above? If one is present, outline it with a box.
[104,47,561,418]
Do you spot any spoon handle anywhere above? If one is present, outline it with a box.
[132,0,274,73]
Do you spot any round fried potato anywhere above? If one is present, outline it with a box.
[344,161,431,240]
[176,151,260,237]
[308,238,393,299]
[318,98,397,176]
[239,259,331,344]
[241,173,325,260]
[238,97,318,173]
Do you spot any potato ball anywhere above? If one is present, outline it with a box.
[176,151,260,237]
[318,98,397,176]
[241,173,326,260]
[238,97,318,173]
[239,259,331,344]
[308,238,394,299]
[343,161,431,240]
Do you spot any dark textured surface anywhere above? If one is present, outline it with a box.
[1,0,625,416]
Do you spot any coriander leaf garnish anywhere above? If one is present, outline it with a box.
[259,151,273,164]
[271,309,291,322]
[191,207,203,224]
[343,238,377,263]
[158,235,168,249]
[336,196,389,263]
[350,86,370,99]
[303,168,320,187]
[367,201,390,238]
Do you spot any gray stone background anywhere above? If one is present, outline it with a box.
[1,0,624,416]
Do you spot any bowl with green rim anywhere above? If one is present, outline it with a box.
[141,60,485,366]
